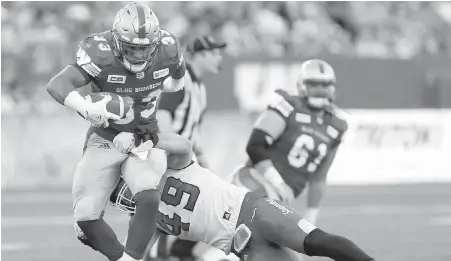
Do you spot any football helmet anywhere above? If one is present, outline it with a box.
[297,59,336,109]
[110,178,136,214]
[112,3,161,73]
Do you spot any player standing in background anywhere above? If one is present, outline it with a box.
[230,59,347,225]
[149,35,227,261]
[46,3,185,261]
[110,135,375,261]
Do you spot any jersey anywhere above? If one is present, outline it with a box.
[157,63,207,143]
[156,162,249,254]
[74,29,184,141]
[255,89,348,197]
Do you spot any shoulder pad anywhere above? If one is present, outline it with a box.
[268,89,295,118]
[159,29,181,61]
[76,33,115,78]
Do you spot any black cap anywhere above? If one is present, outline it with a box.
[187,35,227,54]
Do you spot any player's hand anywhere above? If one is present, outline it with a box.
[85,96,120,128]
[196,153,209,168]
[272,182,295,204]
[113,132,136,154]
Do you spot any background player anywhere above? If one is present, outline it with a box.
[152,35,227,261]
[46,3,185,261]
[108,134,375,261]
[230,59,347,225]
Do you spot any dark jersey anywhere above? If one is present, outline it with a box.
[249,89,348,197]
[73,29,185,141]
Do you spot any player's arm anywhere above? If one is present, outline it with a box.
[246,91,292,189]
[46,38,119,127]
[162,33,186,93]
[156,89,185,133]
[305,126,346,224]
[304,145,339,224]
[46,64,91,113]
[154,133,193,170]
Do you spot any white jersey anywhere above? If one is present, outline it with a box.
[156,162,249,254]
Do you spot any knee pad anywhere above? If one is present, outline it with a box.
[73,196,104,221]
[233,223,252,254]
[134,189,160,208]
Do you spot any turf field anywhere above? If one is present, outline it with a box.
[2,183,451,261]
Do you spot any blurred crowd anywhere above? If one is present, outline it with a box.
[2,1,451,114]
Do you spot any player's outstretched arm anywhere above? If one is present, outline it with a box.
[247,109,294,202]
[154,133,193,170]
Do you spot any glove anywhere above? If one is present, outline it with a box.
[263,167,294,204]
[196,153,209,168]
[85,95,120,128]
[113,132,136,154]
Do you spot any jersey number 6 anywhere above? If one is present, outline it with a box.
[158,177,200,236]
[288,134,327,172]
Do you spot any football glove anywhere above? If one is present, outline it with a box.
[263,166,295,204]
[85,95,120,128]
[113,132,136,154]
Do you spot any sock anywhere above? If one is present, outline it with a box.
[304,228,374,261]
[125,189,161,260]
[77,219,124,261]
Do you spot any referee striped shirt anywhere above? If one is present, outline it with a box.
[158,63,207,143]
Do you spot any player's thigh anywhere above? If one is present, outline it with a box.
[250,198,317,254]
[72,133,127,220]
[122,148,168,195]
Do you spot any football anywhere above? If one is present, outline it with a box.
[85,92,132,119]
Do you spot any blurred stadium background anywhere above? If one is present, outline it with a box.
[2,1,451,261]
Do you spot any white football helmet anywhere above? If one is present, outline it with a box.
[297,59,336,109]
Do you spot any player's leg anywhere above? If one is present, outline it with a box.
[250,197,374,261]
[121,148,168,260]
[72,133,127,261]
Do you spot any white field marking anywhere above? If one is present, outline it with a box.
[428,216,451,226]
[1,241,84,252]
[1,215,129,228]
[1,243,31,252]
[320,204,451,216]
[2,204,451,229]
[2,193,72,204]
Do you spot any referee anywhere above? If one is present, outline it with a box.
[146,35,227,261]
[156,35,226,168]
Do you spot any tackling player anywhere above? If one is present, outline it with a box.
[108,134,375,261]
[152,35,227,261]
[46,3,185,261]
[229,59,347,225]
